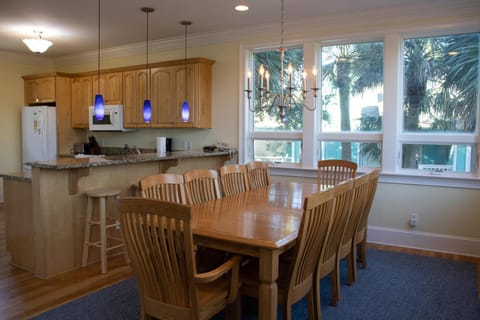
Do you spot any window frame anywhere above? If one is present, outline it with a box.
[239,28,480,187]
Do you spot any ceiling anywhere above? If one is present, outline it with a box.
[0,0,456,58]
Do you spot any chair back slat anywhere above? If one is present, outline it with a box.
[357,168,380,237]
[184,169,221,205]
[139,173,187,204]
[318,160,357,186]
[220,164,250,197]
[246,161,271,190]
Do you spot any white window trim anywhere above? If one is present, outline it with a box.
[239,30,480,189]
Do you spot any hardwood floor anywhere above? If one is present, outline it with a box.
[0,207,132,320]
[0,207,478,319]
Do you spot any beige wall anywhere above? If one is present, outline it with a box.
[0,2,479,250]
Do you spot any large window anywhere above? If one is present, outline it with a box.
[320,41,384,167]
[243,30,480,181]
[250,47,304,163]
[401,33,479,173]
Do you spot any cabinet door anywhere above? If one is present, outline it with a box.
[123,69,149,128]
[93,72,123,105]
[150,67,174,127]
[71,76,92,128]
[173,64,198,127]
[24,77,55,104]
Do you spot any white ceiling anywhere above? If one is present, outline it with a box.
[0,0,461,57]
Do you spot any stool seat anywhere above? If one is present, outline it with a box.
[86,188,121,198]
[82,188,128,274]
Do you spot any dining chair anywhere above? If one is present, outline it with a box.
[314,179,355,315]
[138,173,187,204]
[317,159,358,186]
[119,197,242,320]
[353,168,380,277]
[219,164,250,197]
[240,187,336,320]
[334,172,370,303]
[183,169,222,205]
[245,161,271,190]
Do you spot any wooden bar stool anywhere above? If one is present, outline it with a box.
[81,187,129,273]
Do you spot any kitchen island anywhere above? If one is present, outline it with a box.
[1,150,233,278]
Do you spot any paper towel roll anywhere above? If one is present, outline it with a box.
[156,137,166,157]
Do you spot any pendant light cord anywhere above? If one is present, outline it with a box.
[184,23,188,101]
[146,10,149,99]
[97,0,101,93]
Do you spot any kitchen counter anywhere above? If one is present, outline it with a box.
[1,150,235,278]
[24,150,233,170]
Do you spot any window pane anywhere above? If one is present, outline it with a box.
[253,47,304,131]
[253,140,302,163]
[401,144,474,173]
[320,141,381,167]
[321,42,384,133]
[403,33,479,133]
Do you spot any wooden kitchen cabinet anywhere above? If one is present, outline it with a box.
[23,73,85,154]
[123,69,149,128]
[150,58,213,128]
[24,76,56,105]
[93,71,123,105]
[71,75,93,128]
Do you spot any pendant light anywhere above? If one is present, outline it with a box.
[142,7,154,123]
[180,20,192,122]
[94,0,104,120]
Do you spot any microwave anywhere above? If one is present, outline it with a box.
[88,105,130,131]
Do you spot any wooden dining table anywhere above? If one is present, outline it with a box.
[190,181,322,320]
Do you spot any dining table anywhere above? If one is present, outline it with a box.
[190,181,322,320]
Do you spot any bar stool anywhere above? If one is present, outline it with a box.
[81,187,129,273]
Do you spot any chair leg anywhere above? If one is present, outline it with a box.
[351,244,358,282]
[331,267,340,306]
[358,240,367,269]
[99,197,107,274]
[225,296,241,320]
[346,253,354,285]
[82,196,93,267]
[307,290,317,320]
[283,302,292,320]
[314,279,323,320]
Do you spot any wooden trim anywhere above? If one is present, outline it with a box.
[22,72,72,80]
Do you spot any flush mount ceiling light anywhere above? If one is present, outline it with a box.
[234,4,249,12]
[23,31,53,54]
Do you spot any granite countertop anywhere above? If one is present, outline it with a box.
[23,150,234,170]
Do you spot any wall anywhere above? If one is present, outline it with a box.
[1,1,479,255]
[0,53,53,200]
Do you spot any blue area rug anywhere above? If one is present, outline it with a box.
[32,249,480,320]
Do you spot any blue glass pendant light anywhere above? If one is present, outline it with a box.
[94,0,104,121]
[142,7,154,123]
[180,21,192,122]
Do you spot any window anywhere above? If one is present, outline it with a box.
[242,30,480,182]
[319,41,384,167]
[249,47,305,163]
[400,33,479,173]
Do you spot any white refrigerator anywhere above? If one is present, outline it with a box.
[22,106,57,171]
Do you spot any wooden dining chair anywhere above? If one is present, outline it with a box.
[138,173,187,204]
[245,161,271,190]
[119,197,242,320]
[314,179,354,315]
[334,172,370,303]
[317,159,357,186]
[353,168,380,278]
[183,169,222,205]
[219,164,250,197]
[240,187,336,320]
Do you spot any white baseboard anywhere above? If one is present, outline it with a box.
[367,226,480,258]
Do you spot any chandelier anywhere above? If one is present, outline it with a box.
[23,31,53,54]
[245,0,318,120]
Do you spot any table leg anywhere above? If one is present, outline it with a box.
[258,248,279,320]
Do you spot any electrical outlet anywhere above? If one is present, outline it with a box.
[409,213,418,227]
